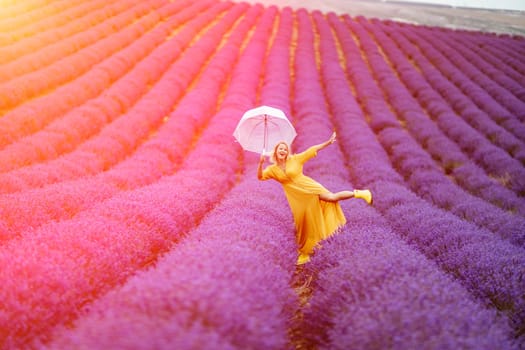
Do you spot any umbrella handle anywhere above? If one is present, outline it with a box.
[263,114,268,152]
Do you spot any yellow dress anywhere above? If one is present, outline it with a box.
[260,146,346,259]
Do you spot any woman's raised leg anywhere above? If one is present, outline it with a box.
[320,189,372,204]
[319,191,354,202]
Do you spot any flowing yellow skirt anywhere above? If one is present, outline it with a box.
[281,175,346,262]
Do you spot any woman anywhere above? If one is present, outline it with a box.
[258,132,372,264]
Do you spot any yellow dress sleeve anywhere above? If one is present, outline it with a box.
[294,146,318,164]
[260,165,275,181]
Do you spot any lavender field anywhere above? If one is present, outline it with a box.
[0,0,524,348]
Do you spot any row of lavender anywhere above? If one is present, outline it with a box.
[0,0,207,172]
[0,0,87,36]
[42,9,302,349]
[0,0,238,244]
[413,25,525,125]
[362,22,525,215]
[389,21,525,121]
[378,20,525,172]
[0,0,151,69]
[0,1,264,347]
[404,27,525,154]
[0,0,104,52]
[354,18,525,194]
[0,0,174,148]
[293,10,517,348]
[0,0,169,112]
[318,10,525,343]
[476,37,525,81]
[324,12,525,224]
[333,17,525,242]
[430,25,525,103]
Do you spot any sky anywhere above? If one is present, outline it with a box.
[394,0,524,11]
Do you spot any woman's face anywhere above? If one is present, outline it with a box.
[276,143,289,161]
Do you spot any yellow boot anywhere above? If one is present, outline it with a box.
[354,189,373,205]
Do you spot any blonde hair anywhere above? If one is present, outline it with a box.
[270,142,291,163]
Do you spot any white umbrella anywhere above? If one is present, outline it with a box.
[233,105,297,155]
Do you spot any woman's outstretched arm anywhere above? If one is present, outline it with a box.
[312,131,336,152]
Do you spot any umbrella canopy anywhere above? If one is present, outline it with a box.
[233,105,297,154]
